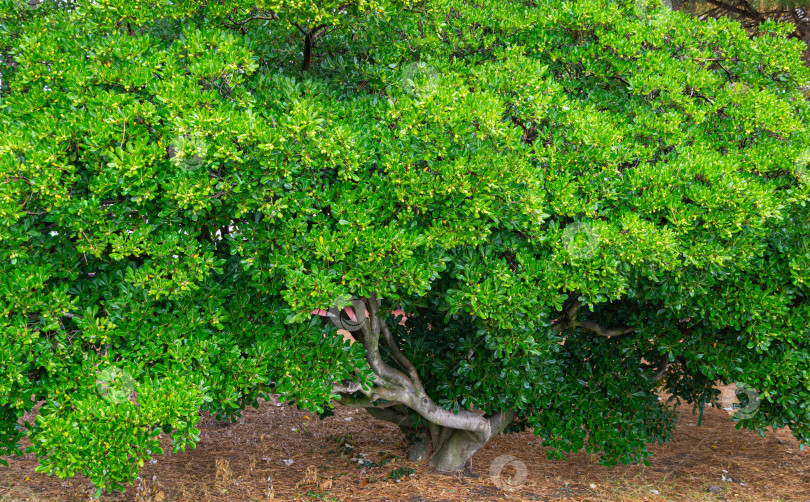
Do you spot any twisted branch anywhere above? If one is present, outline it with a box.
[552,299,636,338]
[358,298,414,392]
[328,295,513,435]
[373,301,423,388]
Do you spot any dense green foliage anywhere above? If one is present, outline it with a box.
[1,0,809,494]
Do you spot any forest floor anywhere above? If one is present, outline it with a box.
[1,391,809,502]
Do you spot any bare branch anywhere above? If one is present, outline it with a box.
[292,23,308,36]
[691,92,715,106]
[704,0,763,22]
[576,320,636,338]
[232,12,278,26]
[310,23,329,37]
[405,393,491,433]
[736,0,766,20]
[551,298,583,332]
[565,298,584,320]
[346,294,515,435]
[357,297,414,391]
[612,74,631,87]
[378,307,424,388]
[551,298,635,338]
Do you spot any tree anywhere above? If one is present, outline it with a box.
[1,0,809,495]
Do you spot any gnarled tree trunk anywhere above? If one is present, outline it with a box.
[342,399,516,470]
[325,294,638,470]
[404,410,516,470]
[326,295,516,471]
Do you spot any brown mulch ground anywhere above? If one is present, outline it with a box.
[1,392,809,502]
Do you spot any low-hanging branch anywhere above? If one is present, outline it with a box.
[357,303,413,392]
[329,295,513,436]
[551,299,636,338]
[375,306,423,387]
